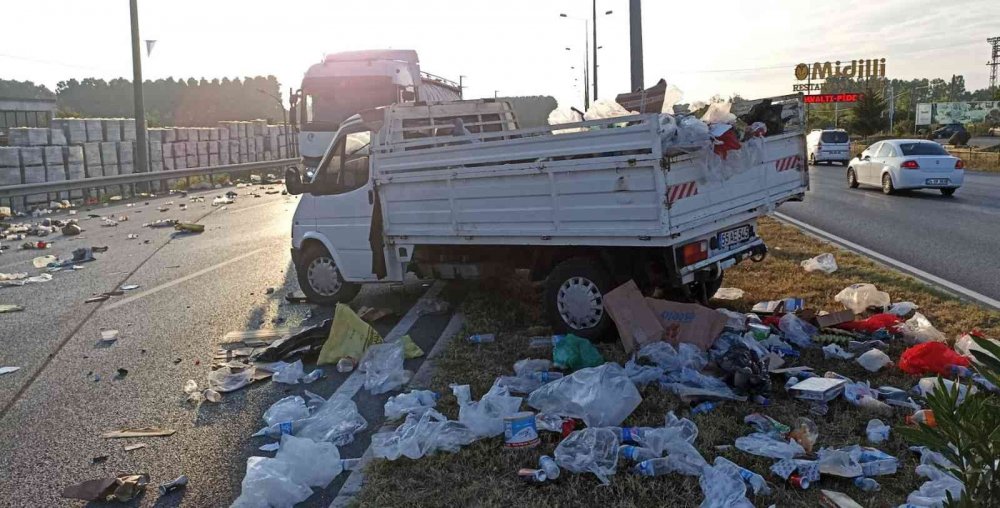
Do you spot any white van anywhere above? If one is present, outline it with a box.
[286,97,808,339]
[806,129,850,165]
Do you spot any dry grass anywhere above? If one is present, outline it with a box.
[356,218,1000,508]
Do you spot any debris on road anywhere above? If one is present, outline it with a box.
[317,304,382,365]
[0,366,21,375]
[357,306,393,323]
[0,304,25,313]
[801,253,838,274]
[61,473,149,502]
[173,222,204,234]
[101,427,176,439]
[284,290,308,303]
[123,443,147,452]
[157,475,188,496]
[713,287,745,300]
[121,284,140,290]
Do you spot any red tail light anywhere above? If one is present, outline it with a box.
[900,160,920,169]
[955,159,965,169]
[680,241,708,266]
[817,142,823,150]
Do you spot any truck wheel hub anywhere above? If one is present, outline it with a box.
[557,277,603,330]
[307,256,343,296]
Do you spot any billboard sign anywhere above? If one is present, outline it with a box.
[794,59,886,81]
[915,101,1000,125]
[803,93,863,104]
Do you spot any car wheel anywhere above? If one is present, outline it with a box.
[544,257,613,341]
[295,243,361,306]
[847,168,859,188]
[940,188,957,197]
[881,173,895,195]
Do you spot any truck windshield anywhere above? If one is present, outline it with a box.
[899,142,949,156]
[303,76,399,131]
[820,131,848,143]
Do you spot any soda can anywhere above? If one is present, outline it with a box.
[788,474,810,489]
[561,418,576,438]
[517,468,547,484]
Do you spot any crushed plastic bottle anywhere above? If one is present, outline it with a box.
[866,419,890,443]
[539,455,560,480]
[714,456,771,496]
[554,428,619,485]
[467,333,495,344]
[619,445,658,463]
[906,409,937,427]
[788,417,819,454]
[633,455,704,478]
[691,401,717,415]
[302,369,324,384]
[854,476,881,492]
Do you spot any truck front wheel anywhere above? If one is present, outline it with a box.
[296,244,361,306]
[544,257,613,341]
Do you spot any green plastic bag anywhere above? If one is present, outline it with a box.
[553,334,604,371]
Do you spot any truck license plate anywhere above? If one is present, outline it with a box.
[718,225,753,249]
[926,178,948,185]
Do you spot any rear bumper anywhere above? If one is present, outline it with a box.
[676,238,767,284]
[894,170,964,189]
[814,151,850,162]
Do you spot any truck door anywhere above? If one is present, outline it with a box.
[310,129,378,281]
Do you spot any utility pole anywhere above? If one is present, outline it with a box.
[459,75,466,99]
[628,0,643,92]
[129,0,148,179]
[988,36,1000,93]
[592,0,598,101]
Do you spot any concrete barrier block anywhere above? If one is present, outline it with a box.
[67,163,85,181]
[197,128,209,141]
[102,119,122,142]
[254,136,264,154]
[117,141,134,164]
[174,156,187,170]
[8,128,49,146]
[253,120,266,136]
[148,140,163,161]
[209,154,219,166]
[198,153,209,167]
[197,141,208,155]
[23,165,46,184]
[163,128,176,144]
[209,128,219,141]
[43,146,64,166]
[121,119,136,140]
[86,119,104,142]
[119,163,134,175]
[173,128,187,142]
[278,145,287,158]
[187,154,197,167]
[172,142,186,157]
[161,142,173,159]
[0,147,20,167]
[85,164,103,179]
[49,128,67,146]
[0,167,21,186]
[52,119,88,144]
[63,146,84,165]
[226,122,238,138]
[151,161,163,172]
[82,143,102,167]
[208,141,219,154]
[100,142,118,165]
[46,164,67,182]
[19,147,44,166]
[219,148,230,165]
[164,156,175,170]
[186,141,197,156]
[147,128,163,144]
[218,127,229,141]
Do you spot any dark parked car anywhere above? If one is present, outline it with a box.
[930,123,967,139]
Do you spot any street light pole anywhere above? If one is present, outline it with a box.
[592,0,598,101]
[629,0,644,92]
[129,0,148,177]
[560,14,591,110]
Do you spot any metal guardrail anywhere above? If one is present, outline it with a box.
[0,159,299,199]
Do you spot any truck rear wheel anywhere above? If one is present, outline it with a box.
[544,257,613,341]
[296,244,361,306]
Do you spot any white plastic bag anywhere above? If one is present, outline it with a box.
[263,396,310,427]
[295,395,368,445]
[778,313,817,348]
[231,456,314,508]
[384,390,438,420]
[955,332,999,361]
[513,359,552,377]
[699,462,754,508]
[271,360,305,385]
[700,102,736,124]
[866,419,890,443]
[675,115,712,148]
[547,108,585,134]
[371,409,477,460]
[583,99,633,121]
[835,283,890,314]
[901,313,947,343]
[208,366,255,393]
[800,253,838,274]
[554,428,619,485]
[527,363,642,428]
[822,344,854,360]
[888,301,919,316]
[856,348,892,372]
[452,382,522,438]
[275,434,343,487]
[360,342,411,395]
[734,433,805,459]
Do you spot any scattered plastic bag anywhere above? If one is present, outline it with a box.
[713,457,770,496]
[817,447,863,477]
[232,435,343,507]
[700,102,736,124]
[528,363,642,428]
[295,395,367,446]
[857,348,893,372]
[900,341,970,376]
[317,303,383,365]
[954,330,998,361]
[513,359,552,377]
[554,428,618,485]
[888,301,919,316]
[778,313,817,348]
[271,360,305,385]
[371,409,477,460]
[552,334,604,371]
[263,396,310,427]
[452,382,522,438]
[734,433,805,459]
[359,342,411,395]
[624,358,665,387]
[915,377,972,404]
[384,390,438,420]
[800,253,838,274]
[901,313,947,343]
[699,461,754,508]
[638,341,708,372]
[208,366,255,393]
[866,419,890,443]
[583,99,633,121]
[822,344,854,360]
[547,108,585,134]
[675,115,712,148]
[906,464,965,507]
[713,287,744,300]
[788,417,819,454]
[835,284,891,314]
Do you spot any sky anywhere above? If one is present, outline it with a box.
[2,0,998,110]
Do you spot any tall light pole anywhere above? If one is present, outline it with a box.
[560,14,590,110]
[629,0,644,92]
[129,0,148,177]
[459,75,466,99]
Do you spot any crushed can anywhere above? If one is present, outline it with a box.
[517,468,546,484]
[788,473,809,489]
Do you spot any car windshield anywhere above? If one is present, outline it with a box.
[820,131,848,143]
[899,142,949,156]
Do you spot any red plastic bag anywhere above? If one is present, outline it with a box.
[835,313,903,334]
[899,342,970,376]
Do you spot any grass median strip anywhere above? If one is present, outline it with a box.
[357,217,999,507]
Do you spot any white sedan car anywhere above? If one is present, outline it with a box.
[847,139,965,196]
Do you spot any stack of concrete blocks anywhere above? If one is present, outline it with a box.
[52,119,88,145]
[64,146,85,199]
[42,146,66,201]
[102,119,122,142]
[85,119,103,143]
[0,147,23,209]
[19,147,46,207]
[7,127,50,146]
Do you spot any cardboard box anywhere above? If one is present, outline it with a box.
[752,298,804,314]
[814,310,856,329]
[603,280,664,354]
[790,377,846,402]
[645,298,728,351]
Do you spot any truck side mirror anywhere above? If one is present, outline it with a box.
[285,167,303,195]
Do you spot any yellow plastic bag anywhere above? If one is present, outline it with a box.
[400,335,424,359]
[318,304,383,365]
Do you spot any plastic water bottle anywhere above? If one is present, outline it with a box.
[467,333,496,344]
[614,426,644,444]
[529,335,565,348]
[253,420,302,439]
[691,402,716,415]
[531,371,564,383]
[539,455,560,480]
[854,477,881,492]
[633,458,676,477]
[619,445,658,463]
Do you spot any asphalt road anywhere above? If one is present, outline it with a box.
[0,188,455,507]
[778,166,1000,304]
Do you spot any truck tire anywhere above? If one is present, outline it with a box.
[295,243,361,306]
[544,257,613,341]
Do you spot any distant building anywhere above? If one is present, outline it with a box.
[0,97,57,130]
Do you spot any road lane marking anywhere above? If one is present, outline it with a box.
[330,309,463,508]
[774,212,1000,310]
[102,247,268,311]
